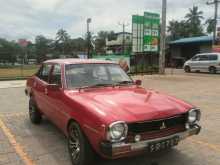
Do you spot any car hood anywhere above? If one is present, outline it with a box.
[66,87,193,124]
[184,60,191,66]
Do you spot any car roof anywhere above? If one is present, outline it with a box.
[196,53,220,56]
[43,58,117,65]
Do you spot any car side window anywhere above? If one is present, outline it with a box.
[38,64,52,82]
[192,55,200,61]
[50,64,62,86]
[199,55,208,61]
[209,55,218,61]
[36,65,43,78]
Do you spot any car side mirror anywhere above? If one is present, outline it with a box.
[47,84,60,91]
[135,80,142,86]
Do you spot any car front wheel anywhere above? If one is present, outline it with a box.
[68,122,94,165]
[29,98,42,124]
[184,66,191,73]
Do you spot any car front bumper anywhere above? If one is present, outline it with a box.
[100,124,201,159]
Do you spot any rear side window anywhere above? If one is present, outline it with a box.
[209,55,218,61]
[37,64,52,82]
[50,64,62,85]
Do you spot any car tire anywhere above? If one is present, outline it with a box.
[29,98,42,124]
[184,66,191,73]
[209,66,216,74]
[68,121,94,165]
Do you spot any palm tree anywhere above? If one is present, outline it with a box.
[185,6,204,36]
[185,6,204,24]
[55,29,70,54]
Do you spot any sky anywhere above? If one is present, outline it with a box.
[0,0,214,41]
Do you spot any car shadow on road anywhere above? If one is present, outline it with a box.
[96,149,178,165]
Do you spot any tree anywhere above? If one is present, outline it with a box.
[167,20,189,40]
[35,35,52,63]
[185,6,204,36]
[85,31,94,57]
[206,18,215,34]
[70,37,87,52]
[94,31,116,54]
[55,29,71,54]
[107,31,117,41]
[0,38,20,64]
[167,6,205,40]
[26,43,36,60]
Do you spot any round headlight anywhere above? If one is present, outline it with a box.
[188,109,201,124]
[108,121,128,142]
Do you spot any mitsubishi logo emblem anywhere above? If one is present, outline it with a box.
[160,122,166,130]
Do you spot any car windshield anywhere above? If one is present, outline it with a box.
[65,63,133,89]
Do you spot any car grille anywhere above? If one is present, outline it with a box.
[126,125,185,142]
[126,114,187,142]
[128,114,187,134]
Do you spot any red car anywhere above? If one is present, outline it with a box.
[25,59,201,165]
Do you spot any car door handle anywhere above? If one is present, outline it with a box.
[45,88,48,95]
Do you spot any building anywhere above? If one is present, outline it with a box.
[106,32,132,54]
[169,36,212,67]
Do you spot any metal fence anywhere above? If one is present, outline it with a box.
[129,53,159,74]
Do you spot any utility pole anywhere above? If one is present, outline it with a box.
[87,18,92,58]
[118,22,129,55]
[207,0,220,45]
[159,0,167,74]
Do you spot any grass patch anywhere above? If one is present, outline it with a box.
[0,65,39,79]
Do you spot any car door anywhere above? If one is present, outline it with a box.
[46,64,67,130]
[209,55,218,68]
[34,63,52,116]
[190,55,200,70]
[198,55,209,71]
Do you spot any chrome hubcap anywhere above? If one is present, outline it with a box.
[69,127,80,161]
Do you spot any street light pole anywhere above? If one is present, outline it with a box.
[119,22,129,55]
[159,0,167,74]
[87,18,92,58]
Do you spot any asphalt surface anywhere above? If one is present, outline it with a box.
[0,70,220,165]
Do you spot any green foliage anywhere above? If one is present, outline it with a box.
[0,38,22,64]
[35,35,52,63]
[167,20,190,40]
[94,31,116,54]
[0,29,121,64]
[70,37,87,52]
[167,5,205,41]
[185,6,204,36]
[55,29,71,54]
[206,18,215,34]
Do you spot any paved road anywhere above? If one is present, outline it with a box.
[0,71,220,165]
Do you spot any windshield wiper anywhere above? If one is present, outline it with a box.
[77,81,134,90]
[115,81,134,86]
[77,83,114,90]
